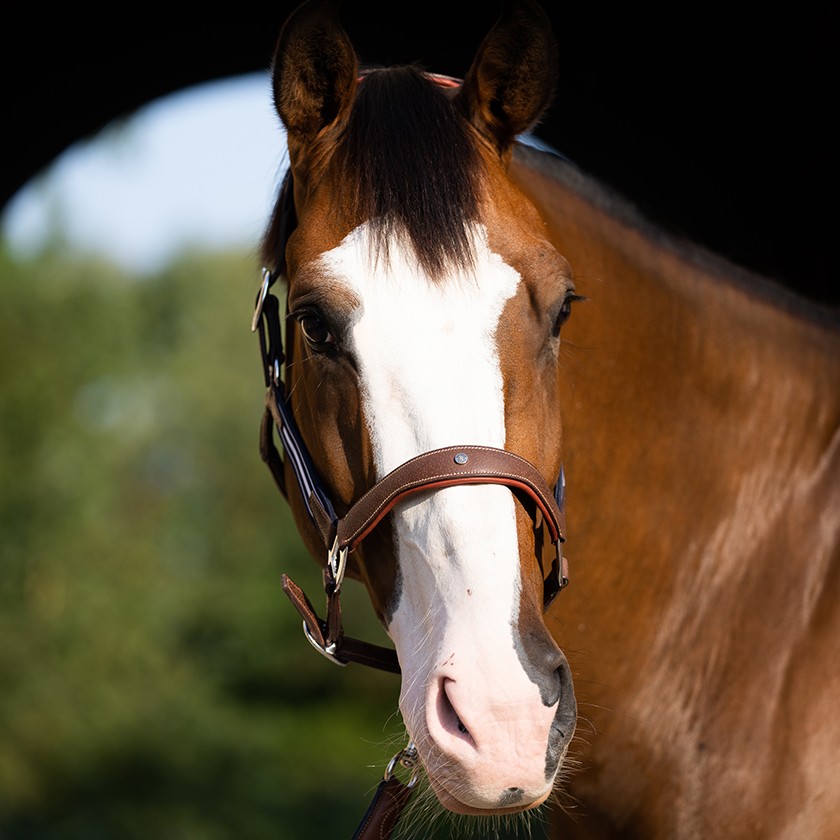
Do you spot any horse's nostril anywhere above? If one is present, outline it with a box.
[440,679,473,742]
[543,668,562,707]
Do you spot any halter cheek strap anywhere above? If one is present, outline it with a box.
[255,260,569,674]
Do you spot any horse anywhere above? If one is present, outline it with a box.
[253,1,840,837]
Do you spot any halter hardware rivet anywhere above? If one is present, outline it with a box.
[454,452,469,465]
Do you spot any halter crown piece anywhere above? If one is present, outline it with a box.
[252,263,569,676]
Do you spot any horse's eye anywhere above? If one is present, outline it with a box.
[552,292,583,337]
[296,310,335,351]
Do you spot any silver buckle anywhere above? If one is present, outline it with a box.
[385,741,420,788]
[251,267,272,332]
[327,536,348,595]
[301,621,348,667]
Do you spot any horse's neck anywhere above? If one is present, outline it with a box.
[511,146,840,692]
[512,146,840,518]
[515,148,840,839]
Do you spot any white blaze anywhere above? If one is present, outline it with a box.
[317,221,522,623]
[317,222,520,470]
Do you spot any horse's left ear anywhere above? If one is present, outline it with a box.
[456,0,558,158]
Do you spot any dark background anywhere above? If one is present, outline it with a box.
[3,1,835,304]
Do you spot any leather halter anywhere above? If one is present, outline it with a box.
[254,259,569,675]
[253,73,569,673]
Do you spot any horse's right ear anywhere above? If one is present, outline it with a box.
[271,0,357,166]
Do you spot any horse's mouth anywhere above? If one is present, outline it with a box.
[415,733,555,816]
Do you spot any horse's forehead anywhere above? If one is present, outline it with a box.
[311,222,525,479]
[290,201,565,308]
[286,152,564,284]
[313,221,520,302]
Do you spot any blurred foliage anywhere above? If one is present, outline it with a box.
[0,246,403,839]
[0,246,547,839]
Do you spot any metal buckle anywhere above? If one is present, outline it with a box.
[327,536,348,595]
[301,620,348,667]
[295,538,350,666]
[251,267,272,332]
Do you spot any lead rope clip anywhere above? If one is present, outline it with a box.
[351,742,419,840]
[384,741,419,788]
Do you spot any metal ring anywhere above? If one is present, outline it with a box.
[384,742,420,788]
[301,621,348,667]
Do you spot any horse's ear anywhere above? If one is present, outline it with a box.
[456,0,558,157]
[271,0,357,163]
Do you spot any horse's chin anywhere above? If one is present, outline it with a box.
[426,773,552,816]
[415,734,555,816]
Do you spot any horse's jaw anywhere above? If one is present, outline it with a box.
[386,485,576,815]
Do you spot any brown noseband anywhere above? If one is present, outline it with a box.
[336,445,565,550]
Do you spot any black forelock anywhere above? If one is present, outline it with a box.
[335,66,484,278]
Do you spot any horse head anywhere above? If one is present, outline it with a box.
[259,0,578,816]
